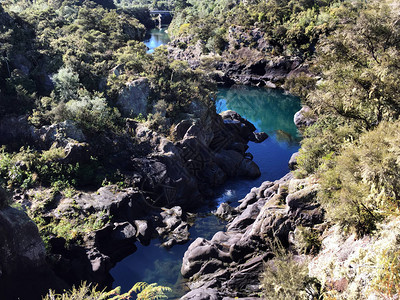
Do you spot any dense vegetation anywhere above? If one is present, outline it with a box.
[169,0,353,57]
[0,0,214,192]
[294,0,400,236]
[1,0,400,298]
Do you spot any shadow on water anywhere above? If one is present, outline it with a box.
[111,86,301,298]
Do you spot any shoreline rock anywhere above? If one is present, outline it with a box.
[180,174,323,299]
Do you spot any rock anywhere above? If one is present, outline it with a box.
[173,119,193,141]
[180,288,221,300]
[36,120,86,148]
[62,142,91,164]
[238,158,260,178]
[134,220,153,246]
[0,207,66,299]
[157,206,191,248]
[117,77,150,118]
[0,116,35,147]
[248,131,268,143]
[294,106,317,128]
[215,149,245,177]
[180,173,324,298]
[288,151,299,170]
[215,203,236,221]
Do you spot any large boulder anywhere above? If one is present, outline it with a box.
[117,77,150,118]
[0,207,66,300]
[294,106,317,128]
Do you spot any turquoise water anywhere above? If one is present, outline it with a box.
[110,84,301,297]
[144,27,170,53]
[214,85,301,205]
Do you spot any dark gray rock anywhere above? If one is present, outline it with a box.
[249,131,268,143]
[288,151,299,170]
[0,207,66,299]
[117,77,150,118]
[180,174,323,299]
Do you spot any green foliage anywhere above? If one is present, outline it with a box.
[372,248,400,297]
[0,146,108,190]
[43,281,171,300]
[31,209,110,244]
[145,47,216,127]
[318,121,400,236]
[260,251,320,299]
[293,226,321,255]
[64,90,122,133]
[296,0,400,176]
[169,0,342,57]
[51,66,79,102]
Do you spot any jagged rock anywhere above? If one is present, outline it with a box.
[117,77,150,118]
[36,120,86,148]
[248,131,268,143]
[181,288,221,300]
[180,174,324,298]
[215,203,236,221]
[134,220,152,246]
[288,151,299,170]
[157,206,191,248]
[62,142,91,164]
[294,106,317,128]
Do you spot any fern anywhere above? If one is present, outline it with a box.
[43,281,171,300]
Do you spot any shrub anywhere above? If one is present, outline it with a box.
[260,252,320,299]
[318,121,400,236]
[64,90,122,133]
[43,281,171,300]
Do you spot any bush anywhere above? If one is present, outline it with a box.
[43,281,172,300]
[318,121,400,236]
[260,252,320,299]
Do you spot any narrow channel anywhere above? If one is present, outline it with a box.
[110,30,302,298]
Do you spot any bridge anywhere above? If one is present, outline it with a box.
[150,10,173,27]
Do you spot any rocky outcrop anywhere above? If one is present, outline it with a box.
[6,108,267,295]
[0,207,66,300]
[294,106,317,128]
[117,77,150,118]
[126,110,266,209]
[22,185,194,289]
[180,175,323,298]
[168,26,305,87]
[288,151,299,170]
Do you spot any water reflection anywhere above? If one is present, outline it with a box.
[144,27,170,53]
[217,85,301,141]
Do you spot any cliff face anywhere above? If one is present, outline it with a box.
[168,26,309,88]
[0,207,66,300]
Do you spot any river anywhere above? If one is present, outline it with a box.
[144,27,170,53]
[110,30,301,299]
